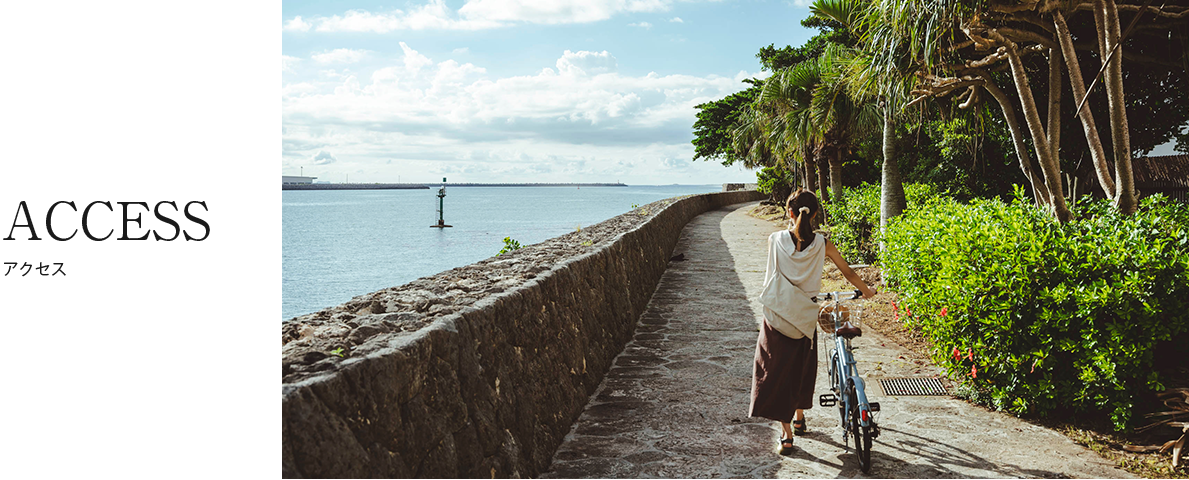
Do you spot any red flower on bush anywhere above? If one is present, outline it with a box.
[969,364,978,378]
[940,306,948,317]
[891,301,898,312]
[952,347,961,360]
[966,348,973,361]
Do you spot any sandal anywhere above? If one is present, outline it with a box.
[779,437,795,455]
[793,419,807,436]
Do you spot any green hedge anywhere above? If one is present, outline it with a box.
[880,190,1189,429]
[824,182,943,264]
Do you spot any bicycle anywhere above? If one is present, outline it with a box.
[815,286,880,473]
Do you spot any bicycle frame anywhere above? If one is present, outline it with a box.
[830,319,875,429]
[816,289,880,472]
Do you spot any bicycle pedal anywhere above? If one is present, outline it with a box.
[819,393,837,407]
[869,402,880,412]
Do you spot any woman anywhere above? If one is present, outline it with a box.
[750,189,876,455]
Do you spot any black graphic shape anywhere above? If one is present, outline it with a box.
[1,3,139,223]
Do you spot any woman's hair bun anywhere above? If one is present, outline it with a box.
[799,206,810,215]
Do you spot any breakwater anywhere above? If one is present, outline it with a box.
[282,183,429,190]
[438,182,627,187]
[282,182,627,191]
[281,189,763,478]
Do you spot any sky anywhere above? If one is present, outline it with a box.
[281,0,822,185]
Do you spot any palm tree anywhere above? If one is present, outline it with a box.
[801,54,880,204]
[811,0,912,232]
[879,0,1073,221]
[731,80,805,195]
[732,51,877,207]
[732,66,823,201]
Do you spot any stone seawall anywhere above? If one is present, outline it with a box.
[281,190,764,478]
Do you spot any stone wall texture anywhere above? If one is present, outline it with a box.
[281,190,764,478]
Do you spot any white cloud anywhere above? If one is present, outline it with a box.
[310,2,501,32]
[283,16,312,32]
[461,0,670,24]
[400,42,433,72]
[282,55,301,73]
[282,47,762,183]
[668,17,683,23]
[312,150,336,165]
[282,0,674,32]
[284,46,754,130]
[555,50,617,76]
[452,47,470,54]
[662,156,690,169]
[628,22,652,28]
[311,48,369,64]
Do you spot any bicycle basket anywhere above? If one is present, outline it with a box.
[818,302,852,331]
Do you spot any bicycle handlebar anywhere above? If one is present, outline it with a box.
[812,289,868,303]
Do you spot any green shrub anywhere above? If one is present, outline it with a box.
[880,190,1189,429]
[824,182,943,264]
[498,236,522,256]
[756,165,797,203]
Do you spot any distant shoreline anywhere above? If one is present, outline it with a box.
[282,182,628,191]
[437,182,628,187]
[282,183,429,190]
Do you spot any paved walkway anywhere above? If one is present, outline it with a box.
[540,202,1132,479]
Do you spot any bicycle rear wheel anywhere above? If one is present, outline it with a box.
[848,387,873,473]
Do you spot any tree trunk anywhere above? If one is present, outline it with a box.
[803,144,817,194]
[880,103,907,234]
[829,148,845,204]
[1055,10,1116,199]
[998,35,1070,222]
[1099,0,1138,213]
[1047,47,1062,177]
[773,183,793,205]
[816,150,831,204]
[977,74,1052,207]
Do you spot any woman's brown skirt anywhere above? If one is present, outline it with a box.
[749,318,817,423]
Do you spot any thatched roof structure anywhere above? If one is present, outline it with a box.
[1133,154,1189,190]
[1087,154,1189,202]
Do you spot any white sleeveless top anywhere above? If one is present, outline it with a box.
[764,230,826,301]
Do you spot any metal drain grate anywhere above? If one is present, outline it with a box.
[879,377,948,396]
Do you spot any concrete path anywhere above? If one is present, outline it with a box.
[540,202,1132,479]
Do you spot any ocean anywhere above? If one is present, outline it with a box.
[282,184,723,320]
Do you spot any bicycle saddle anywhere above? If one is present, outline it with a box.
[835,322,862,339]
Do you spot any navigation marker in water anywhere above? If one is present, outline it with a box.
[431,177,453,228]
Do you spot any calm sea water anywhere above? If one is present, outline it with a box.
[282,185,722,320]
